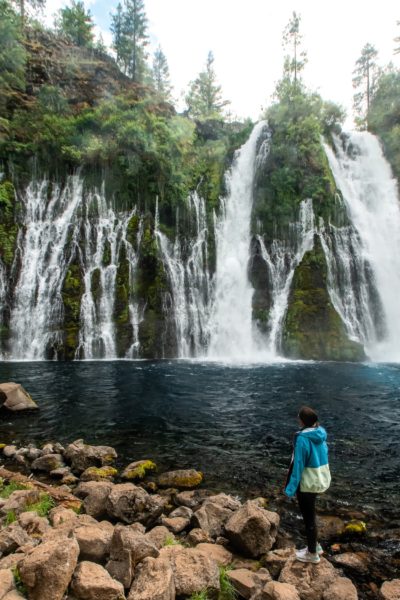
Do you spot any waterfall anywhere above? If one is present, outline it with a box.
[256,199,315,355]
[9,179,82,360]
[207,121,269,359]
[77,188,136,359]
[155,193,211,357]
[324,132,400,361]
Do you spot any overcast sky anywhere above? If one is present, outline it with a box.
[46,0,400,125]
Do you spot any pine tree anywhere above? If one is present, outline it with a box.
[352,43,379,130]
[185,51,230,120]
[282,11,307,84]
[152,46,172,101]
[110,2,125,65]
[12,0,45,22]
[110,0,149,82]
[0,0,26,115]
[57,0,95,48]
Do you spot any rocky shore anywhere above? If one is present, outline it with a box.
[0,439,399,600]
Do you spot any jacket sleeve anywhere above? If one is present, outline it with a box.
[285,436,309,497]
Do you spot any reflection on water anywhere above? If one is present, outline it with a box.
[0,360,399,515]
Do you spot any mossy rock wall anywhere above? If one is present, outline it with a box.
[61,262,84,360]
[282,235,366,361]
[114,244,133,357]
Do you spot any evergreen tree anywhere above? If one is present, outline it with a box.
[111,0,149,82]
[185,51,230,119]
[352,43,379,130]
[0,0,26,115]
[12,0,45,22]
[152,46,172,101]
[282,11,307,84]
[57,0,95,48]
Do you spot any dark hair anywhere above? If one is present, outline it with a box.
[298,406,318,427]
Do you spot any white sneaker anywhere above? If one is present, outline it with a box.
[297,544,324,556]
[295,548,320,564]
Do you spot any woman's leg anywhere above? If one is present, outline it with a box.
[296,490,318,553]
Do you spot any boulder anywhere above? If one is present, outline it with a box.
[186,528,213,545]
[259,581,301,600]
[175,489,212,509]
[3,593,25,600]
[159,545,220,596]
[127,556,175,600]
[317,516,345,539]
[106,525,159,588]
[65,439,117,473]
[192,499,236,538]
[2,446,17,459]
[279,557,338,600]
[80,466,118,482]
[196,542,233,566]
[0,383,38,411]
[19,536,79,600]
[48,506,78,527]
[0,524,30,556]
[31,454,65,472]
[75,481,114,519]
[157,469,203,489]
[169,505,193,519]
[0,569,15,599]
[331,552,369,573]
[225,501,280,557]
[75,521,114,562]
[381,580,400,600]
[261,548,296,579]
[121,460,157,481]
[1,489,40,516]
[26,447,42,461]
[322,577,358,600]
[227,568,273,599]
[18,512,50,536]
[106,483,166,524]
[145,526,175,549]
[160,516,190,534]
[71,561,125,600]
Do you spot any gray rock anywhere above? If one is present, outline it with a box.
[225,500,280,558]
[65,439,117,473]
[75,481,114,519]
[106,483,166,525]
[31,454,65,472]
[2,446,17,459]
[75,521,114,562]
[0,383,38,411]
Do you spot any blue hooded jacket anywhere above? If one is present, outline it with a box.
[285,426,331,497]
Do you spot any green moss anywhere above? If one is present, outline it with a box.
[12,567,28,597]
[114,244,133,357]
[0,223,18,266]
[0,481,28,498]
[84,466,118,479]
[282,236,365,361]
[61,262,84,359]
[126,213,140,249]
[5,509,17,525]
[102,240,112,267]
[123,459,157,480]
[344,520,367,534]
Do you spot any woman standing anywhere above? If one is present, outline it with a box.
[285,406,331,564]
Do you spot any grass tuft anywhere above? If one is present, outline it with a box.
[0,481,27,498]
[219,565,237,600]
[25,493,55,517]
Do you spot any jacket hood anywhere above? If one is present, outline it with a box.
[298,426,327,444]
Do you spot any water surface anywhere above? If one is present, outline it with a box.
[0,361,399,517]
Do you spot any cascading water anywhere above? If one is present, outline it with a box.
[256,199,315,355]
[324,132,400,361]
[9,178,82,359]
[206,121,269,359]
[77,188,137,359]
[155,193,211,357]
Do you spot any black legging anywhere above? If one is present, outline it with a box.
[296,490,317,553]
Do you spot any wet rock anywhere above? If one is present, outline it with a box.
[160,545,220,596]
[261,548,296,579]
[331,551,369,573]
[71,561,125,600]
[75,521,114,562]
[19,536,79,600]
[26,447,42,461]
[106,524,159,588]
[75,481,114,519]
[322,577,358,600]
[41,443,55,455]
[145,526,174,549]
[161,515,190,534]
[127,556,175,600]
[196,542,233,566]
[31,454,65,472]
[18,512,50,536]
[279,557,338,600]
[2,446,17,459]
[256,581,300,600]
[80,466,118,482]
[381,579,400,600]
[121,460,157,481]
[157,469,203,489]
[175,489,212,509]
[225,500,280,558]
[0,524,30,556]
[317,516,345,539]
[106,483,167,525]
[0,383,38,411]
[0,568,15,599]
[186,527,213,545]
[65,439,117,473]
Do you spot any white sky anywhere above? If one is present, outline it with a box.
[45,0,400,124]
